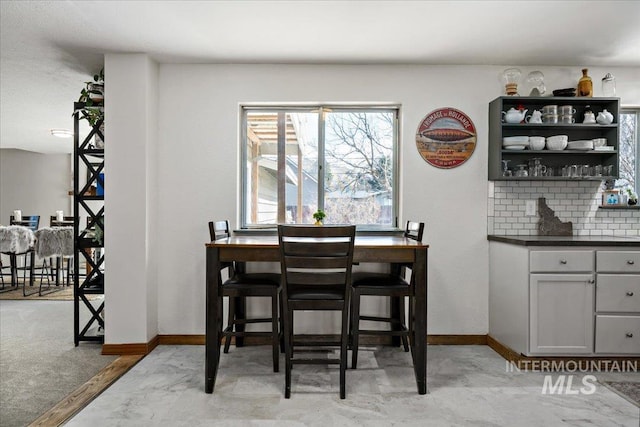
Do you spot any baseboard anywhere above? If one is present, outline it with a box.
[159,334,205,345]
[101,335,159,355]
[99,334,490,356]
[487,335,640,370]
[427,334,487,345]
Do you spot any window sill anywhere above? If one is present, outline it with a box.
[234,226,403,235]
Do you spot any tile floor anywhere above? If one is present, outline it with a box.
[66,345,639,426]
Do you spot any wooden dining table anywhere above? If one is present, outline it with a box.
[205,234,429,395]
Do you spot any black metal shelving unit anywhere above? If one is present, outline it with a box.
[73,101,105,345]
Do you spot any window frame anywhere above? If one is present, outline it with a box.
[619,106,640,195]
[240,104,401,229]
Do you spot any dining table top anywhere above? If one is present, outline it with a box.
[206,234,429,249]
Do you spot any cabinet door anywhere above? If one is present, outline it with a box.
[530,274,594,355]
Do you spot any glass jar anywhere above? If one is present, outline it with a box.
[602,73,616,97]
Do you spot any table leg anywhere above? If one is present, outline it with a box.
[412,247,428,394]
[205,246,222,393]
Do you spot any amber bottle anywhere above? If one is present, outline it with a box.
[577,68,593,97]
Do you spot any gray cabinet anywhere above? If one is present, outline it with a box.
[530,273,594,354]
[529,249,594,354]
[488,96,620,180]
[595,251,640,354]
[489,241,640,356]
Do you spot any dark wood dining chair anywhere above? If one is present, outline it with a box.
[208,220,281,372]
[9,215,40,295]
[278,224,356,399]
[350,220,424,369]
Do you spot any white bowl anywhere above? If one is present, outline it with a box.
[529,136,546,150]
[546,135,568,151]
[546,134,568,144]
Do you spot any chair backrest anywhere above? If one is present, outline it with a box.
[278,225,356,302]
[404,221,424,242]
[209,220,235,272]
[50,216,74,227]
[10,215,40,231]
[208,220,230,242]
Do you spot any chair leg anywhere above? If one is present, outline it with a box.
[340,302,349,399]
[279,289,285,353]
[271,290,279,373]
[398,296,409,352]
[351,288,361,369]
[284,308,293,399]
[38,258,52,296]
[223,297,235,353]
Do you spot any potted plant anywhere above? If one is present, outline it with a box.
[312,209,326,225]
[75,68,104,146]
[626,188,638,206]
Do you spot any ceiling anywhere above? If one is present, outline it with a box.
[1,0,639,154]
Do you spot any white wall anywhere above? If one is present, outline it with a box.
[155,64,496,336]
[0,149,72,225]
[105,54,159,344]
[101,63,639,341]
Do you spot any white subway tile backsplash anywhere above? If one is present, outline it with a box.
[489,181,640,237]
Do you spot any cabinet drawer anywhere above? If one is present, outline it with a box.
[597,275,640,313]
[595,315,640,354]
[530,251,594,273]
[597,251,640,273]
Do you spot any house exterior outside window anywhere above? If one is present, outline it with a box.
[241,105,399,228]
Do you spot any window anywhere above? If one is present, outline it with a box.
[617,108,639,197]
[241,105,399,228]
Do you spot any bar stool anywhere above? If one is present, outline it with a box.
[350,220,424,369]
[209,220,281,372]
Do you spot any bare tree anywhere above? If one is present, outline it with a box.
[618,113,636,191]
[324,112,393,194]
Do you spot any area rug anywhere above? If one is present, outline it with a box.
[0,285,100,301]
[602,381,640,407]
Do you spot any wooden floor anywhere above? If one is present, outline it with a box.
[28,355,143,427]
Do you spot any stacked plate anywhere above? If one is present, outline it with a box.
[502,136,529,150]
[567,140,594,151]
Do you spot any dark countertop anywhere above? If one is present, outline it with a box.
[488,235,640,247]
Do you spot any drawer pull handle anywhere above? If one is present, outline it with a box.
[628,260,635,265]
[626,333,634,338]
[627,292,635,297]
[560,260,567,265]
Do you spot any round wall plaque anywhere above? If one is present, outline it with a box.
[415,107,477,169]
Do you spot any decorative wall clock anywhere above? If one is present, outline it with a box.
[415,107,477,169]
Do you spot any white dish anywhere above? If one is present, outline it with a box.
[593,146,614,151]
[504,145,526,150]
[503,142,530,148]
[592,138,607,147]
[503,136,529,144]
[529,136,546,150]
[546,134,569,144]
[567,140,594,150]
